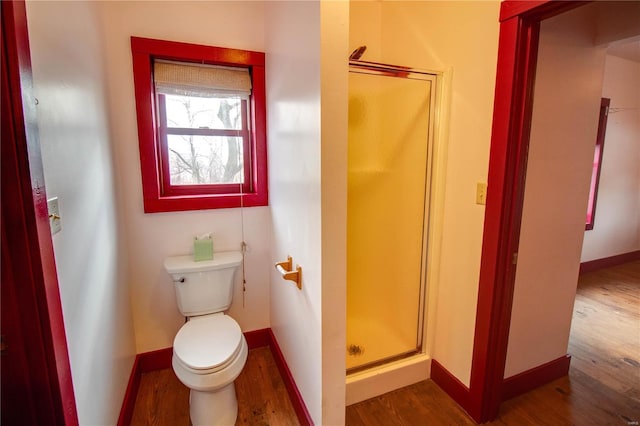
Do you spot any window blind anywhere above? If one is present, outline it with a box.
[154,61,251,98]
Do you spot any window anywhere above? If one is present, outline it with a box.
[131,37,267,212]
[585,97,609,230]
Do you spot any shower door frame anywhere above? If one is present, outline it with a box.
[346,60,439,374]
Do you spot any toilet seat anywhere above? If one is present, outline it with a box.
[173,314,242,375]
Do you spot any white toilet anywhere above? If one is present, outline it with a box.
[164,251,248,426]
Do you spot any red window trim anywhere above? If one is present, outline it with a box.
[131,36,268,212]
[585,97,609,230]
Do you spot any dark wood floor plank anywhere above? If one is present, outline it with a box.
[131,369,189,426]
[236,346,299,426]
[568,260,640,407]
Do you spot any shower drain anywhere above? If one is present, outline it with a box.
[347,344,365,356]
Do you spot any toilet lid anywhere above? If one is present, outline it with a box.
[173,315,242,372]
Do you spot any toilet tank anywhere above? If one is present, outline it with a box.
[163,251,243,317]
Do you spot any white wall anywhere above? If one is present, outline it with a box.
[505,5,607,377]
[265,2,324,422]
[595,1,640,46]
[98,1,272,353]
[581,54,640,262]
[25,1,136,424]
[265,1,349,423]
[320,2,349,423]
[350,1,500,386]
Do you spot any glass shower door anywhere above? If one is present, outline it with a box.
[347,67,434,372]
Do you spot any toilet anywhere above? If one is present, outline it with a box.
[164,251,248,426]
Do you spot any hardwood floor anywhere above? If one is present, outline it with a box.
[347,260,640,425]
[130,347,300,426]
[569,260,640,404]
[131,368,188,426]
[130,261,639,425]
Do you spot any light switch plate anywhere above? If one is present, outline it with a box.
[47,197,62,235]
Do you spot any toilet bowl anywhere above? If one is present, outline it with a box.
[172,314,248,425]
[164,252,247,425]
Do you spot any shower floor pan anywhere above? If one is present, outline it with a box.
[346,315,420,371]
[345,316,430,404]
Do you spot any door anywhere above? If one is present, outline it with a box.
[1,1,77,424]
[346,65,436,372]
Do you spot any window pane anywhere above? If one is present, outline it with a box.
[167,135,244,185]
[163,94,243,130]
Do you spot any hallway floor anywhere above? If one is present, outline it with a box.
[130,261,639,425]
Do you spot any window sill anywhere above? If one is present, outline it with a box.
[142,191,268,213]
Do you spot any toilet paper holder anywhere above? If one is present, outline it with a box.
[275,256,302,290]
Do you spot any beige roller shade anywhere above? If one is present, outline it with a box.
[154,60,251,98]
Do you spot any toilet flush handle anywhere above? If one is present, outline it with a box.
[173,277,185,284]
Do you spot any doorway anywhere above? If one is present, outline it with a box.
[472,0,640,422]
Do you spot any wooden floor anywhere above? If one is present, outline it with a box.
[131,261,639,425]
[131,346,300,426]
[347,261,640,425]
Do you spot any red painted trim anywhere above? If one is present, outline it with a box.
[500,1,550,21]
[130,37,268,213]
[115,347,174,425]
[138,347,173,373]
[585,98,610,231]
[116,347,180,425]
[116,348,176,426]
[116,357,141,426]
[268,330,314,426]
[131,37,265,67]
[430,360,473,415]
[244,328,271,349]
[500,1,589,22]
[472,0,586,422]
[580,251,640,274]
[470,14,537,422]
[502,355,571,400]
[250,65,269,208]
[157,97,253,197]
[1,1,78,424]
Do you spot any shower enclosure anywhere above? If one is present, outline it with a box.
[347,61,436,373]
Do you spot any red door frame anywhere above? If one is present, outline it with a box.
[1,1,78,424]
[468,0,588,422]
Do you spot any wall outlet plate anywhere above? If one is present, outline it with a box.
[47,197,62,235]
